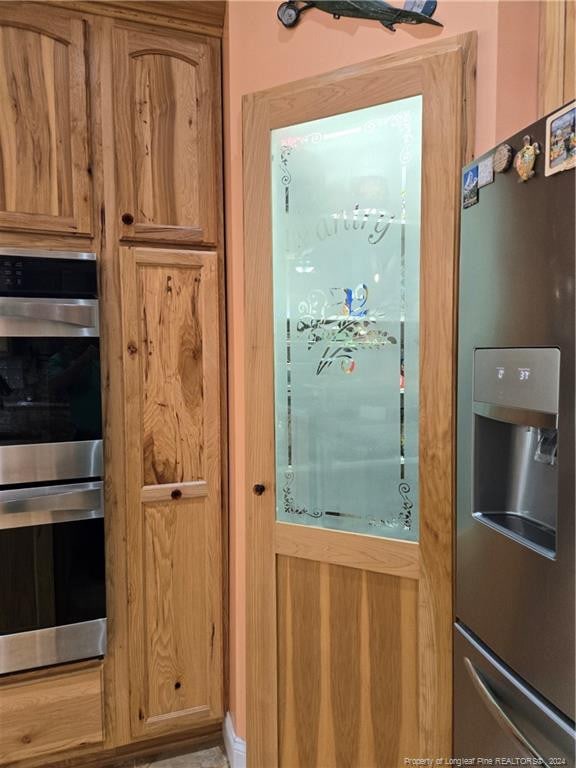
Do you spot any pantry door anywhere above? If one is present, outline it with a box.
[245,36,476,767]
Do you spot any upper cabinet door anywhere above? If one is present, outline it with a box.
[113,25,220,246]
[0,5,92,237]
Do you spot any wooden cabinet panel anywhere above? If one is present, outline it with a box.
[113,26,220,246]
[537,0,575,115]
[277,559,418,767]
[0,4,225,761]
[143,499,212,722]
[121,248,223,738]
[139,262,204,485]
[0,4,92,236]
[0,665,103,764]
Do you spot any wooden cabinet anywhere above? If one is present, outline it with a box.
[112,25,220,246]
[120,247,223,738]
[0,4,92,237]
[0,2,225,763]
[0,664,103,763]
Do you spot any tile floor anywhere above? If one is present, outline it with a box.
[119,746,229,768]
[149,748,228,768]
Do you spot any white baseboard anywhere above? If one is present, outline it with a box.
[223,712,246,768]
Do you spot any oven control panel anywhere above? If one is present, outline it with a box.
[0,258,24,291]
[0,255,97,298]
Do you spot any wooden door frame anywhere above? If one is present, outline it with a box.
[537,0,575,115]
[244,35,476,766]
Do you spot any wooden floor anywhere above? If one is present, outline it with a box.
[116,747,228,768]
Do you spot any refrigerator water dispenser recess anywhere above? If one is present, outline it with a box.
[472,348,560,559]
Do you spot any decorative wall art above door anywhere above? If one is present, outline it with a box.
[276,0,442,31]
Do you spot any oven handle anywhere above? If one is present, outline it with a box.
[0,484,103,529]
[0,300,97,329]
[464,657,551,767]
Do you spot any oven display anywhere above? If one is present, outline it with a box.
[0,257,97,298]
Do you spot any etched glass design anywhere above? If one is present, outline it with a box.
[271,96,422,540]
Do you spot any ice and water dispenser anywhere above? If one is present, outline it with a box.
[473,347,560,559]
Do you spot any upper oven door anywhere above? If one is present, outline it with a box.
[0,300,102,484]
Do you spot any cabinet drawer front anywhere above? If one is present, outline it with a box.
[0,5,92,236]
[0,665,103,764]
[113,25,220,246]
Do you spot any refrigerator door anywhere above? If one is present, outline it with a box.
[457,110,575,719]
[454,623,576,765]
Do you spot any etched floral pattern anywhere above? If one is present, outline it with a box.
[296,288,397,375]
[282,470,322,519]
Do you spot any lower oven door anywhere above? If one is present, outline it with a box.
[0,482,107,674]
[454,622,576,766]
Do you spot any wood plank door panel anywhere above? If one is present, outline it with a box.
[278,558,418,767]
[245,36,477,767]
[0,4,92,236]
[120,247,223,739]
[113,25,219,246]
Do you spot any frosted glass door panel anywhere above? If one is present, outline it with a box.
[271,97,422,540]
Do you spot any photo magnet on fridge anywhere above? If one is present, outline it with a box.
[545,101,576,176]
[462,165,479,208]
[478,155,495,187]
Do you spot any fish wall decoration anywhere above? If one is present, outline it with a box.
[277,0,442,32]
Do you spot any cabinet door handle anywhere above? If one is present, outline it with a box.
[253,484,266,496]
[121,212,134,225]
[464,657,550,767]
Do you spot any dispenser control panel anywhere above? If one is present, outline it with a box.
[474,347,560,414]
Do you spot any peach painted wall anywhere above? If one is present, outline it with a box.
[223,0,540,741]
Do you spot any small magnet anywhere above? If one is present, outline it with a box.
[514,135,540,182]
[494,143,513,173]
[545,101,576,176]
[478,155,494,187]
[463,165,479,208]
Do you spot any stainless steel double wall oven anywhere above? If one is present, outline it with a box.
[0,249,106,674]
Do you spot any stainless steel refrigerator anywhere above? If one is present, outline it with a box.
[455,105,576,763]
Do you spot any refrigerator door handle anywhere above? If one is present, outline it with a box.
[464,657,551,766]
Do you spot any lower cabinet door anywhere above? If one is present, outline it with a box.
[0,664,103,764]
[120,247,223,738]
